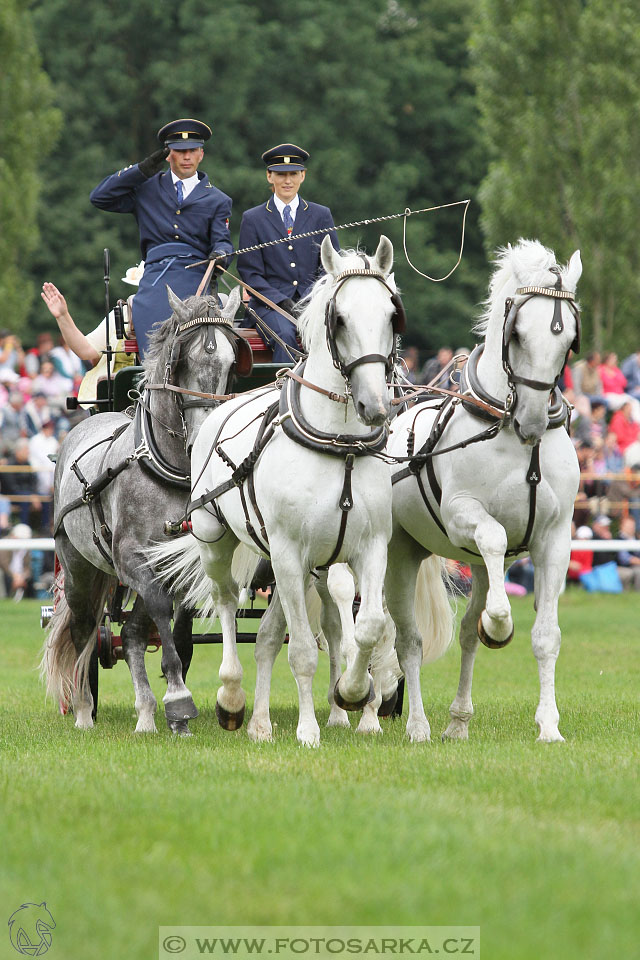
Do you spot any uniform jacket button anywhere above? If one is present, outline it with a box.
[292,280,298,286]
[288,245,293,251]
[290,262,296,268]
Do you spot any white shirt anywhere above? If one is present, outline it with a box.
[272,193,300,223]
[171,171,200,201]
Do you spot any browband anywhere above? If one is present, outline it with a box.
[514,286,576,300]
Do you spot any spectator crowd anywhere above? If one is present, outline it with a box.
[0,326,90,598]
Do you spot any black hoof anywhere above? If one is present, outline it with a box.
[216,701,245,730]
[164,696,199,722]
[377,687,398,717]
[333,677,375,712]
[478,616,514,650]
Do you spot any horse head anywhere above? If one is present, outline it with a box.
[477,241,582,445]
[148,286,246,455]
[316,234,399,426]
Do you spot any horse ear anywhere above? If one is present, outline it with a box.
[374,235,394,276]
[166,285,189,322]
[565,250,582,290]
[321,235,341,276]
[222,285,242,321]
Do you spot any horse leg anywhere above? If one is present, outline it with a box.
[529,532,569,742]
[195,536,245,730]
[445,500,513,647]
[173,603,194,682]
[120,595,158,734]
[335,537,387,712]
[319,566,352,728]
[442,564,485,741]
[247,586,287,742]
[270,540,320,747]
[55,533,111,729]
[385,526,431,742]
[359,605,399,733]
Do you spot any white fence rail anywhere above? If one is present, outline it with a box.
[1,539,639,553]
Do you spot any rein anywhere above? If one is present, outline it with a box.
[146,382,237,404]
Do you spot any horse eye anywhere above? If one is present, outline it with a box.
[335,313,345,327]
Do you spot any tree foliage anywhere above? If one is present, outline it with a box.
[28,0,487,355]
[471,0,640,352]
[0,0,60,332]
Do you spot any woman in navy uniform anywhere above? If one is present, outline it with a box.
[90,118,233,358]
[237,144,339,363]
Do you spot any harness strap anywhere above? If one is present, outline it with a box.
[54,423,132,536]
[392,400,542,558]
[317,454,355,570]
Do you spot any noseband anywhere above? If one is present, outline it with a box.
[324,261,406,386]
[502,271,581,402]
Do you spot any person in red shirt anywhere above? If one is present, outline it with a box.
[609,402,640,452]
[567,525,594,583]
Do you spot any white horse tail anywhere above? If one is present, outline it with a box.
[415,556,455,664]
[147,534,214,614]
[39,575,110,705]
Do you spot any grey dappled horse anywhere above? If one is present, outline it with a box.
[41,287,250,734]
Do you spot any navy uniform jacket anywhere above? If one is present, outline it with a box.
[237,196,339,317]
[90,163,233,357]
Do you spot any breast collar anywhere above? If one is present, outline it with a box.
[458,344,570,430]
[132,393,191,489]
[278,359,389,457]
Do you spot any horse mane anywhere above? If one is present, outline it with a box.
[473,238,573,337]
[143,294,222,378]
[296,246,397,350]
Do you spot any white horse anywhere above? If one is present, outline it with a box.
[151,236,404,746]
[386,239,582,742]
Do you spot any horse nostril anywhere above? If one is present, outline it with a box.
[186,444,193,459]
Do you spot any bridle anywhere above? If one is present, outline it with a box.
[501,270,581,405]
[324,259,406,391]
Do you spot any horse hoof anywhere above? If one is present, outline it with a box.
[216,701,245,731]
[333,677,375,712]
[477,616,514,649]
[377,688,398,717]
[164,696,199,722]
[167,719,192,736]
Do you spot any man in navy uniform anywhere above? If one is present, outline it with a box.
[237,143,339,363]
[90,118,233,358]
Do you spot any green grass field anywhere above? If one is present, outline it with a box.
[1,593,638,960]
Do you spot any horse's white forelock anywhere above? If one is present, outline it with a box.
[296,246,397,351]
[473,238,573,337]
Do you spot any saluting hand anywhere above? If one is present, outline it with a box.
[41,282,69,320]
[138,147,170,178]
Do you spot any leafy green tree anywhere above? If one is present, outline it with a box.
[472,0,640,352]
[0,0,60,332]
[29,0,487,361]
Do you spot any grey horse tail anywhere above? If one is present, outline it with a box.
[39,575,111,705]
